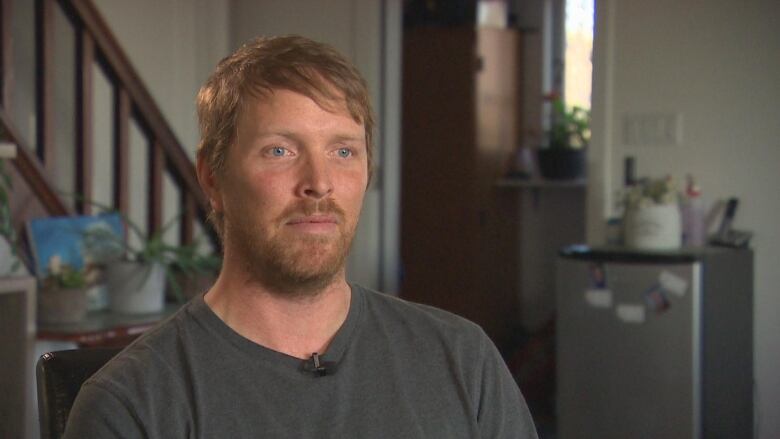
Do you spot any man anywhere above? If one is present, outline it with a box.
[65,35,538,438]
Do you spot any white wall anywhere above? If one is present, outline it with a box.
[590,1,780,437]
[94,0,230,157]
[93,0,230,246]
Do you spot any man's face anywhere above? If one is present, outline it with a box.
[209,89,368,296]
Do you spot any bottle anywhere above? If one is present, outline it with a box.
[681,175,705,246]
[624,156,636,187]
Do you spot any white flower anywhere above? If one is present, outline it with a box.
[638,197,654,209]
[48,255,62,275]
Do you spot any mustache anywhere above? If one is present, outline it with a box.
[276,198,346,223]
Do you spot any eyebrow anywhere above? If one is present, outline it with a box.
[256,130,365,144]
[330,134,366,143]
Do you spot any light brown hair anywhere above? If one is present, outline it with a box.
[196,35,375,238]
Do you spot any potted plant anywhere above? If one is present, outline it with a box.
[619,176,682,250]
[166,239,222,301]
[83,210,221,314]
[37,256,98,324]
[537,92,590,180]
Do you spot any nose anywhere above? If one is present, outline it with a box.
[297,154,333,199]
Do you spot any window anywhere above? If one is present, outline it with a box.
[565,0,594,109]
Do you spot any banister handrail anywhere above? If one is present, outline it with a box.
[0,106,71,216]
[1,0,218,249]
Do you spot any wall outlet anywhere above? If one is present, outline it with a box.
[622,112,682,147]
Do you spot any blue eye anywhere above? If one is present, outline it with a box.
[337,148,352,158]
[270,147,286,157]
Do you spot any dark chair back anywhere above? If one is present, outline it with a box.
[36,348,122,439]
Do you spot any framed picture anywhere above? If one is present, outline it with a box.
[26,213,124,277]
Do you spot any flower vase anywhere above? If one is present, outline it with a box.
[106,261,166,314]
[624,203,682,250]
[37,287,88,324]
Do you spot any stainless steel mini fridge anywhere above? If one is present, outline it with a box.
[556,246,753,439]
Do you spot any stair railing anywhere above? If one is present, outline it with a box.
[0,0,217,249]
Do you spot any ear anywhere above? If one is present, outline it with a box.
[196,154,223,213]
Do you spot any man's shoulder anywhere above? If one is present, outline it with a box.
[355,285,489,345]
[65,303,202,438]
[85,301,198,390]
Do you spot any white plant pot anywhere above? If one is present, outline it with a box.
[625,204,682,250]
[0,235,25,276]
[106,261,166,314]
[0,236,14,275]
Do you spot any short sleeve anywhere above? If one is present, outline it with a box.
[63,381,146,439]
[476,333,539,439]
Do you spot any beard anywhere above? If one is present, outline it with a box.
[224,198,356,298]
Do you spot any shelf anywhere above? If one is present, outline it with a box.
[495,177,586,189]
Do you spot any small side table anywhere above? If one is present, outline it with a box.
[37,304,179,348]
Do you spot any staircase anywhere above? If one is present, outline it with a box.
[0,0,217,267]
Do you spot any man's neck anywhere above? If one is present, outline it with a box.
[204,266,352,360]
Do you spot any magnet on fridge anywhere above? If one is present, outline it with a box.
[642,284,670,314]
[585,289,613,308]
[616,304,646,324]
[659,270,688,297]
[589,263,608,288]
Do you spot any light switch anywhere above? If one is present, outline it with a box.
[622,112,682,147]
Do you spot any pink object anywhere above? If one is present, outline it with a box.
[682,175,706,246]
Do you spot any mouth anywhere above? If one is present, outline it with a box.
[285,214,340,233]
[287,214,339,225]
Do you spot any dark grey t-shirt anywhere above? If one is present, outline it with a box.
[65,285,538,438]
